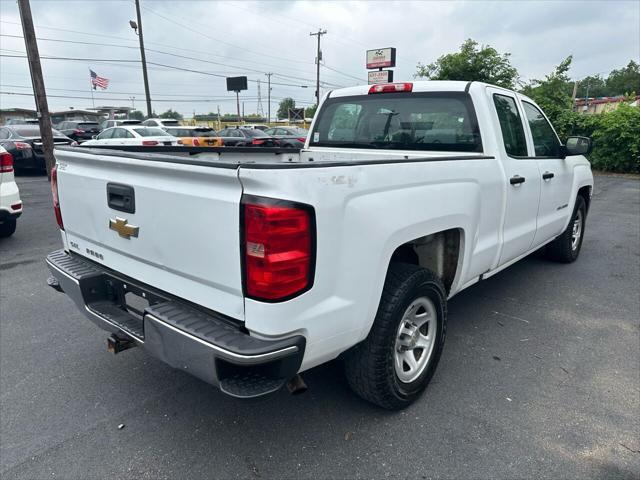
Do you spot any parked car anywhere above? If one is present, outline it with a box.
[216,127,280,147]
[241,124,269,131]
[264,126,308,148]
[56,121,101,143]
[163,126,223,147]
[99,119,142,130]
[81,126,180,146]
[0,146,22,237]
[5,119,39,125]
[0,125,74,172]
[47,80,593,410]
[141,118,181,128]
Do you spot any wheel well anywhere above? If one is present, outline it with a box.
[389,229,461,294]
[577,186,592,213]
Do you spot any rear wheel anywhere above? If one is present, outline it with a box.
[0,219,17,238]
[344,263,447,410]
[546,196,586,263]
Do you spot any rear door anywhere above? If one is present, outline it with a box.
[519,99,573,247]
[489,88,542,266]
[56,149,246,319]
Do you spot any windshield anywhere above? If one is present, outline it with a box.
[132,127,171,137]
[310,92,482,152]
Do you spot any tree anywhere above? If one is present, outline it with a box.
[605,60,640,97]
[575,75,607,99]
[277,98,295,119]
[159,108,183,120]
[129,110,145,120]
[415,39,518,89]
[305,104,318,119]
[520,56,574,124]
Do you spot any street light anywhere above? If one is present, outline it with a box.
[130,0,151,118]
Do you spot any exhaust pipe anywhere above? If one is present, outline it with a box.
[286,374,308,395]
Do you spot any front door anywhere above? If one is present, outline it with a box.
[489,89,541,266]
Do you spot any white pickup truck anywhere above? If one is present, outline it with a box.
[47,81,593,409]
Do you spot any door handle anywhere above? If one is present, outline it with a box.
[510,175,526,185]
[542,171,555,180]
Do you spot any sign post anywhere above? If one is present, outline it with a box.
[226,76,248,126]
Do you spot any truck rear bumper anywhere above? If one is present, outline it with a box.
[46,249,305,398]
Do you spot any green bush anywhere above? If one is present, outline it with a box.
[589,104,640,173]
[553,104,639,173]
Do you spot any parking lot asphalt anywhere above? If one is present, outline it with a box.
[1,173,638,480]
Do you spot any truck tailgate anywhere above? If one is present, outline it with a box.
[55,149,245,320]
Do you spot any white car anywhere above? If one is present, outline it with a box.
[47,81,593,409]
[82,126,180,146]
[0,146,22,237]
[99,119,142,130]
[141,118,181,128]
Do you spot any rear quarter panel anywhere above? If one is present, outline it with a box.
[239,157,503,371]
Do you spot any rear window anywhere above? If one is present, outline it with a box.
[132,127,170,137]
[161,120,180,125]
[13,126,41,137]
[244,129,269,138]
[78,122,99,128]
[310,92,482,152]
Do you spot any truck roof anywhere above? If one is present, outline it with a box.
[328,80,518,98]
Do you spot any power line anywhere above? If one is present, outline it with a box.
[141,6,313,67]
[0,90,315,104]
[321,64,367,82]
[0,20,352,87]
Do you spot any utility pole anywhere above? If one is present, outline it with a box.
[131,0,152,117]
[309,29,327,106]
[265,72,272,124]
[17,0,55,179]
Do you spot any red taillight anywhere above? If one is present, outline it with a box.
[51,165,64,230]
[251,139,265,145]
[73,129,85,134]
[11,202,22,210]
[142,140,158,146]
[297,137,306,143]
[242,197,314,301]
[14,141,31,150]
[368,82,413,94]
[192,138,200,146]
[0,152,13,173]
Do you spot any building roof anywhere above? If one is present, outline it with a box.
[0,108,37,114]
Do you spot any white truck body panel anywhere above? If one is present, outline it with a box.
[51,80,593,376]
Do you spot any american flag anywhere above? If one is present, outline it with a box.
[90,69,109,90]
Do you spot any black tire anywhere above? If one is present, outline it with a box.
[546,196,586,263]
[0,219,17,238]
[344,263,447,410]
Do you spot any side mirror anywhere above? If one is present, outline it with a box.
[565,136,593,156]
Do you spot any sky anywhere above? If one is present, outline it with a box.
[0,0,638,118]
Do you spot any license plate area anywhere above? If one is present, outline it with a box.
[104,275,167,316]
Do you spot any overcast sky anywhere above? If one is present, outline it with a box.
[0,0,638,117]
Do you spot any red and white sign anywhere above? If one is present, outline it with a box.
[366,48,396,69]
[368,70,394,84]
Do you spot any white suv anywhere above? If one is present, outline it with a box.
[0,146,22,237]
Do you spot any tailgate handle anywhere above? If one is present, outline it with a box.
[107,183,136,214]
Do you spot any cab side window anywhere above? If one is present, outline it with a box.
[522,101,561,157]
[493,94,527,157]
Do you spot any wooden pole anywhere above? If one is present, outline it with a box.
[17,0,55,179]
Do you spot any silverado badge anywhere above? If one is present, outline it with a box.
[109,217,139,239]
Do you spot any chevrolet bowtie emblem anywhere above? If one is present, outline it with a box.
[109,217,139,239]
